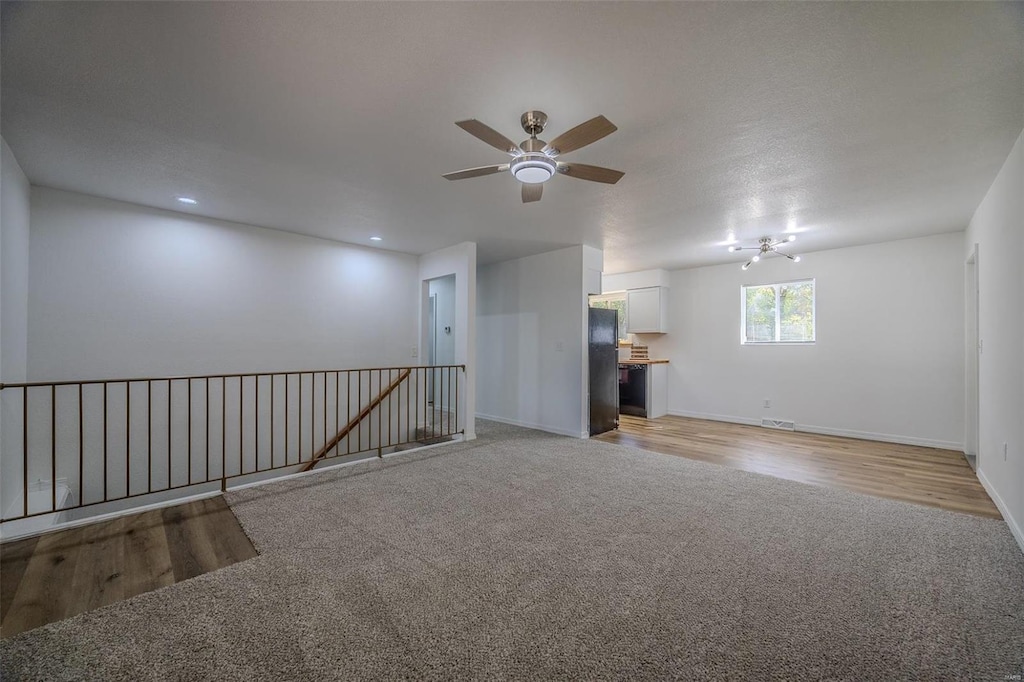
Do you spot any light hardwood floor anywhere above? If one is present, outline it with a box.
[0,496,257,638]
[596,415,1001,519]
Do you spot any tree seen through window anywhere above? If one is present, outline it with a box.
[742,280,814,344]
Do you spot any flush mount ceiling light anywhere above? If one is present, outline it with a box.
[176,196,198,205]
[369,236,383,242]
[729,235,801,270]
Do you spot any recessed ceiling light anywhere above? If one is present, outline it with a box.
[370,236,383,242]
[176,197,198,205]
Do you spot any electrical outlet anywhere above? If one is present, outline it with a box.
[555,341,564,352]
[411,346,418,358]
[763,399,771,409]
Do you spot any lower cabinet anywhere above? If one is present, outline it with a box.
[620,362,668,419]
[647,363,668,419]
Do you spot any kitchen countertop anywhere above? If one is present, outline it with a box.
[618,359,670,365]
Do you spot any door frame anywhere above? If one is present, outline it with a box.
[427,292,437,405]
[965,244,980,465]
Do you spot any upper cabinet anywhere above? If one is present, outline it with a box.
[626,286,669,333]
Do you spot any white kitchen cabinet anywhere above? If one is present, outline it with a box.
[647,363,668,418]
[626,286,669,333]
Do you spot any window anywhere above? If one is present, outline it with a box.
[741,279,815,344]
[589,292,629,341]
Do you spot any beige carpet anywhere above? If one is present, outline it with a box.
[2,420,1022,680]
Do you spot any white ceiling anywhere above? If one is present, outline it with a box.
[2,2,1022,272]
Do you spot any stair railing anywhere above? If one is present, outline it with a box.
[0,364,464,524]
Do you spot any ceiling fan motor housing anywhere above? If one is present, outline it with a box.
[520,110,548,136]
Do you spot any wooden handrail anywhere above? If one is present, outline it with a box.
[300,368,412,472]
[0,364,464,390]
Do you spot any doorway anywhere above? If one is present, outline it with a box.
[965,245,980,470]
[427,275,456,409]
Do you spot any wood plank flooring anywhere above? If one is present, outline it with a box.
[0,495,257,638]
[596,415,1001,519]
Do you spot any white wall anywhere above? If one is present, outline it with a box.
[965,129,1024,550]
[1,138,32,514]
[3,187,423,532]
[477,245,589,437]
[28,188,420,379]
[647,232,965,449]
[1,138,30,381]
[419,241,477,440]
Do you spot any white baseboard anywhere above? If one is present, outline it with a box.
[796,423,962,451]
[667,410,761,427]
[666,410,962,451]
[977,469,1024,555]
[0,487,222,543]
[0,436,467,543]
[228,434,465,492]
[476,413,585,438]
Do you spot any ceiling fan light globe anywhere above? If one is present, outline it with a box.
[510,154,556,184]
[514,167,553,184]
[752,255,760,262]
[794,255,802,262]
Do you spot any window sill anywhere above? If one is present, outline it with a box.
[741,341,816,346]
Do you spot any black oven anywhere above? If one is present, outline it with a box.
[619,364,648,417]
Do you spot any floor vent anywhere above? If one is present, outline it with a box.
[761,418,795,431]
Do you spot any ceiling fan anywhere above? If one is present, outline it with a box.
[443,111,624,203]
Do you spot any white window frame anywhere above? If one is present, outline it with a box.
[740,278,816,345]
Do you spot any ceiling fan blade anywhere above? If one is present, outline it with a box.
[558,163,625,184]
[442,164,509,181]
[455,120,522,155]
[521,183,543,203]
[543,115,617,156]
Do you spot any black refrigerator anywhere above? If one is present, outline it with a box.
[588,307,619,436]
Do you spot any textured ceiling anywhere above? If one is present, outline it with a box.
[2,2,1022,271]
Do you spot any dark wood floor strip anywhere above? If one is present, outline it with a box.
[0,495,256,638]
[68,519,125,616]
[162,503,209,582]
[122,509,175,598]
[0,535,38,625]
[199,496,259,566]
[4,527,84,636]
